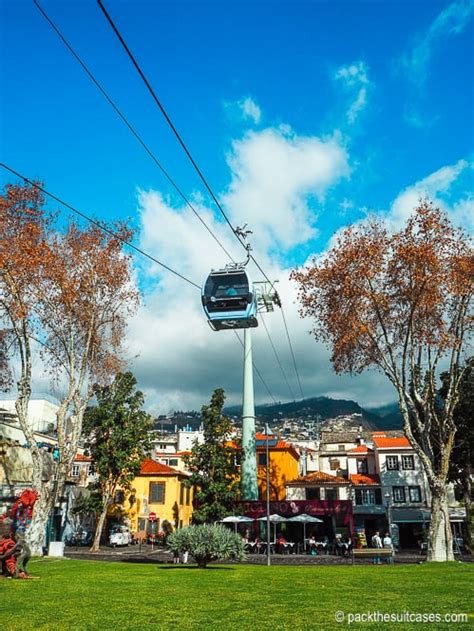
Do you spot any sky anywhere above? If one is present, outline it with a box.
[1,0,473,414]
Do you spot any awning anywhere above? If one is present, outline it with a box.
[392,507,466,524]
[392,508,430,524]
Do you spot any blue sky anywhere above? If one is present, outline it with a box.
[1,0,473,412]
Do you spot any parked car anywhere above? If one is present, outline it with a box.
[109,525,132,548]
[65,529,92,547]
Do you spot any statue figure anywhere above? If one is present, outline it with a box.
[0,489,38,579]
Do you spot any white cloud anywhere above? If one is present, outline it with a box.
[401,0,474,86]
[389,158,473,229]
[334,61,371,124]
[224,96,262,125]
[339,198,354,216]
[120,125,393,415]
[334,61,370,87]
[239,97,262,124]
[109,144,473,417]
[223,126,350,251]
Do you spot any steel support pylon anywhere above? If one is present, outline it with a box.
[241,328,259,500]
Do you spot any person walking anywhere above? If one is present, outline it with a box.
[371,531,383,564]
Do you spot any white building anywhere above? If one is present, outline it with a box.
[0,398,58,435]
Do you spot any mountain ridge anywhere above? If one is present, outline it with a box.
[225,396,403,430]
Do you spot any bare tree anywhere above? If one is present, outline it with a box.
[1,182,139,554]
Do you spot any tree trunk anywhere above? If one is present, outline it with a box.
[90,493,110,552]
[427,484,454,562]
[462,468,472,552]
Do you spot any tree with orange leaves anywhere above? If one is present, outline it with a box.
[1,181,139,555]
[291,200,473,562]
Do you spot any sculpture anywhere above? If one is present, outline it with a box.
[0,489,38,579]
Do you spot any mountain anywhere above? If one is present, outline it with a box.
[225,396,403,429]
[364,402,404,430]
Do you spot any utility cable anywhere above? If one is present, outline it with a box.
[0,162,201,289]
[260,313,295,401]
[33,0,235,263]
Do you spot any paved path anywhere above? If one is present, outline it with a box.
[64,546,473,565]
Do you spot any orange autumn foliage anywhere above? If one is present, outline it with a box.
[291,200,473,379]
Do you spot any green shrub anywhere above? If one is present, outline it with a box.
[167,524,246,568]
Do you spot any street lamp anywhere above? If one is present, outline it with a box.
[265,423,272,567]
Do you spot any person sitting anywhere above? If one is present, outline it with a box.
[308,535,317,555]
[276,535,287,554]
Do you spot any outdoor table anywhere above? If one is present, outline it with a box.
[245,541,257,553]
[259,542,275,555]
[282,542,295,554]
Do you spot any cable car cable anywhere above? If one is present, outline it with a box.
[96,0,276,289]
[34,0,305,402]
[0,162,201,290]
[95,0,307,396]
[280,307,305,400]
[33,0,235,264]
[260,313,295,402]
[1,162,276,400]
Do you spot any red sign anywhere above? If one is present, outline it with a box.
[149,512,157,522]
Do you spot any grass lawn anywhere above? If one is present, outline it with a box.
[1,559,473,630]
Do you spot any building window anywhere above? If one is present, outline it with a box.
[149,482,166,504]
[329,459,340,471]
[306,488,321,500]
[386,456,399,471]
[180,483,184,505]
[326,489,337,501]
[87,465,94,476]
[258,453,267,466]
[357,459,368,474]
[186,485,191,505]
[355,488,382,505]
[71,464,80,477]
[409,486,422,503]
[169,458,178,467]
[402,455,414,470]
[393,486,406,503]
[338,445,345,451]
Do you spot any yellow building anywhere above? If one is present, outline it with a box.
[124,459,193,534]
[255,433,300,501]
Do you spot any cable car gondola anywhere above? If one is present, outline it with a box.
[201,267,258,331]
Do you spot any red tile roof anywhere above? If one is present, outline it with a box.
[347,445,373,454]
[139,459,184,475]
[254,434,300,460]
[350,474,380,486]
[288,470,349,485]
[75,453,92,462]
[372,435,411,449]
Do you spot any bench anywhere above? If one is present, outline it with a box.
[352,548,394,564]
